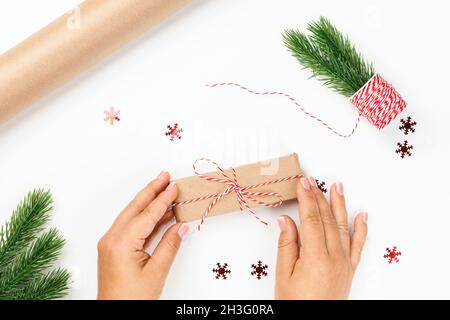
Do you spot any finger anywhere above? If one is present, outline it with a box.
[146,223,189,277]
[297,177,327,254]
[276,216,299,279]
[143,209,175,250]
[309,177,342,256]
[111,171,170,231]
[350,212,368,270]
[124,182,178,245]
[330,182,350,255]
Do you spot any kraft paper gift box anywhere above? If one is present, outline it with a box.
[173,153,302,223]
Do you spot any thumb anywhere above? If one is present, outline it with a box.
[146,223,189,277]
[276,215,299,280]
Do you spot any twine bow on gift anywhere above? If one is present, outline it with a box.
[172,158,302,230]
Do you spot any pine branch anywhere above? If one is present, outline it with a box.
[282,17,375,97]
[308,17,375,92]
[0,190,70,300]
[0,228,65,298]
[17,268,71,300]
[0,189,53,270]
[282,28,355,95]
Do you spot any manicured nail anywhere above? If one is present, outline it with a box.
[177,223,189,238]
[300,177,311,190]
[277,216,287,231]
[158,171,168,180]
[336,182,344,196]
[308,177,317,187]
[165,181,176,190]
[361,212,368,224]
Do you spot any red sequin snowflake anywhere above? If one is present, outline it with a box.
[212,263,231,280]
[251,261,268,279]
[104,107,120,125]
[399,117,416,135]
[384,246,401,264]
[165,123,183,141]
[315,180,327,193]
[396,140,413,158]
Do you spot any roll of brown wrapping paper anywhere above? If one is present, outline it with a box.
[0,0,192,124]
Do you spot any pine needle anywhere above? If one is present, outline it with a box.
[282,16,375,97]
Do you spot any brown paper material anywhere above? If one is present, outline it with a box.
[0,0,191,124]
[174,154,302,223]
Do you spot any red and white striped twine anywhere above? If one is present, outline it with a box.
[206,74,406,137]
[172,158,302,230]
[350,74,406,130]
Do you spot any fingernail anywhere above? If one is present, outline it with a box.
[165,181,176,190]
[158,171,168,180]
[308,177,317,187]
[177,223,189,238]
[336,182,344,196]
[362,212,368,224]
[277,216,287,231]
[300,177,310,190]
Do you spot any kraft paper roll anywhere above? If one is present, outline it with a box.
[0,0,191,124]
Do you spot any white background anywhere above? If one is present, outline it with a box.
[1,0,449,299]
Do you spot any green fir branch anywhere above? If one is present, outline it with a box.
[0,189,70,300]
[0,228,65,297]
[282,16,375,97]
[17,268,71,300]
[0,189,53,269]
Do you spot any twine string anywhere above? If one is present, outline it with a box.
[206,74,406,137]
[205,82,361,138]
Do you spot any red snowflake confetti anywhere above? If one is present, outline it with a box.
[212,263,231,280]
[315,180,327,193]
[399,117,416,135]
[165,123,183,141]
[395,140,413,158]
[251,261,268,280]
[104,107,120,125]
[384,246,402,264]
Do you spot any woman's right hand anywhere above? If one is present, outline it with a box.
[275,177,368,299]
